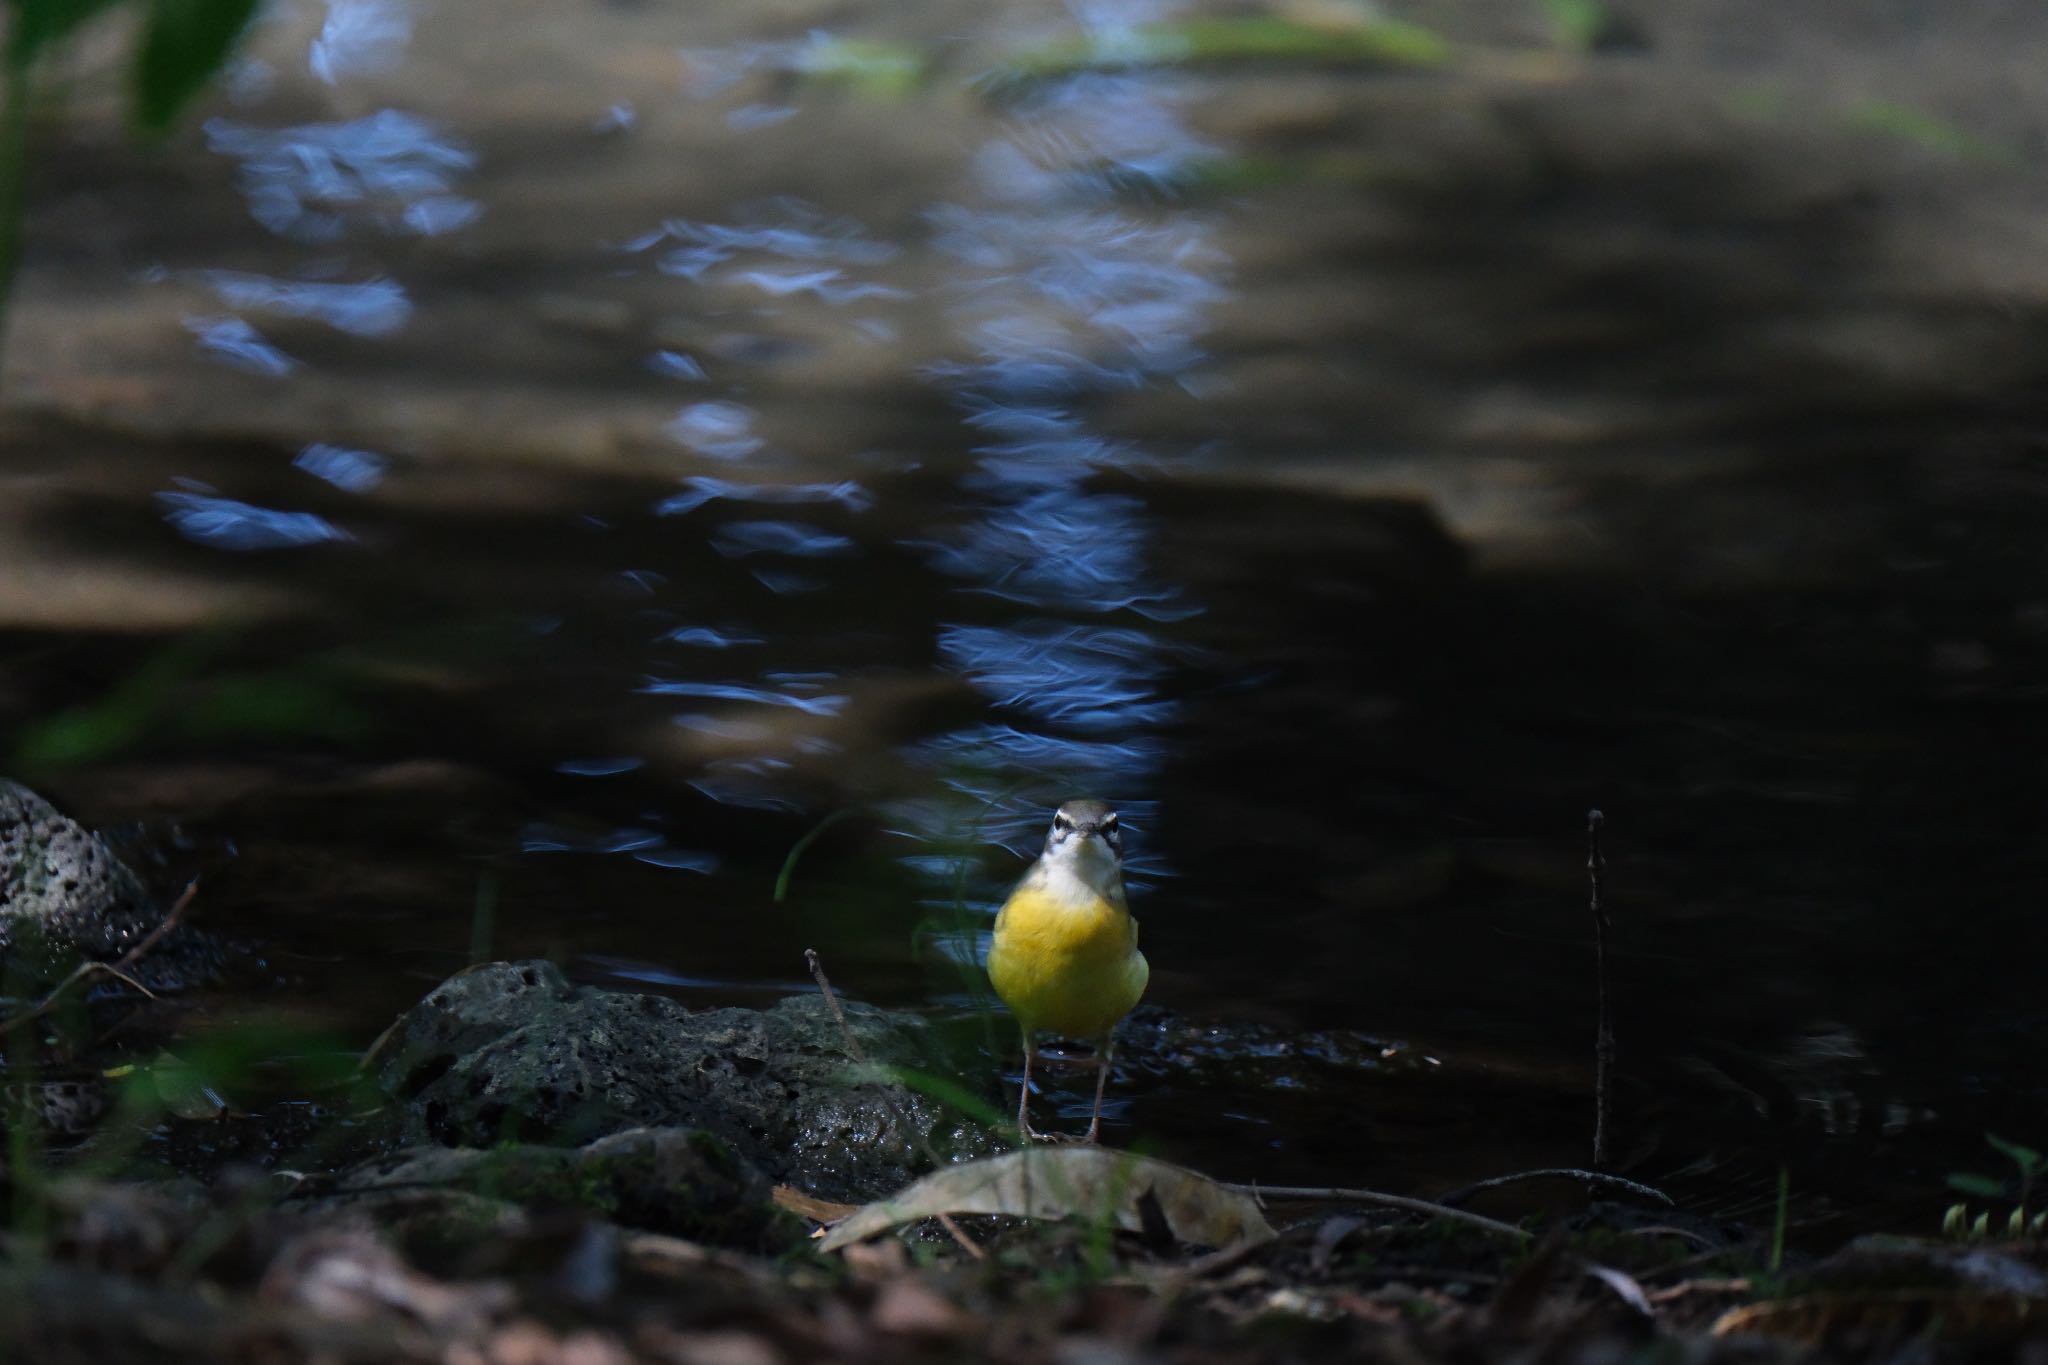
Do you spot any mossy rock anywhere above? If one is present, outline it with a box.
[368,960,999,1201]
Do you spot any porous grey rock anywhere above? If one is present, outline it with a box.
[0,779,155,958]
[368,960,999,1201]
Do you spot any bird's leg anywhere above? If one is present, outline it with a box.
[1081,1038,1114,1145]
[1017,1032,1051,1143]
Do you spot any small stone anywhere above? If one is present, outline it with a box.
[0,779,154,958]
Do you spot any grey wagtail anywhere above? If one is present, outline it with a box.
[985,799,1148,1143]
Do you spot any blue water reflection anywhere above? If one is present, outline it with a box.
[308,0,415,84]
[664,402,763,460]
[207,271,413,337]
[157,491,352,551]
[207,111,478,241]
[635,205,897,282]
[655,476,871,518]
[938,622,1175,730]
[888,8,1229,931]
[640,679,849,716]
[184,316,296,375]
[294,443,388,492]
[710,521,856,559]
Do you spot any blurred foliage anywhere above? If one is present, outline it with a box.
[1846,99,2011,163]
[130,0,262,131]
[985,15,1451,93]
[1540,0,1610,51]
[1943,1133,2046,1233]
[793,37,927,99]
[13,629,373,773]
[0,0,258,376]
[6,0,254,129]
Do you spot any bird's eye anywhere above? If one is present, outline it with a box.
[1102,814,1118,833]
[1053,814,1071,831]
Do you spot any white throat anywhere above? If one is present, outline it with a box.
[1034,837,1125,905]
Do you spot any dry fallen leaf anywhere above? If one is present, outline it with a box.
[818,1148,1276,1253]
[772,1185,862,1224]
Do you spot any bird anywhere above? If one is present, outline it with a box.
[985,798,1148,1143]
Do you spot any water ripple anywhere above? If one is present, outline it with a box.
[157,491,351,551]
[639,679,848,715]
[184,316,295,375]
[938,622,1173,730]
[655,474,871,518]
[206,110,478,241]
[207,271,412,337]
[665,402,763,460]
[294,443,387,492]
[659,626,764,648]
[308,0,415,83]
[711,520,856,559]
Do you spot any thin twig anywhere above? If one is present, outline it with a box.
[1435,1168,1671,1208]
[0,879,198,1037]
[94,965,157,1001]
[110,878,200,974]
[934,1212,987,1261]
[1228,1184,1532,1242]
[804,947,867,1063]
[1588,809,1613,1170]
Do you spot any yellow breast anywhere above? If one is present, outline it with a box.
[986,874,1149,1039]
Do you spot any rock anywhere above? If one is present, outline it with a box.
[325,1127,788,1251]
[0,779,156,959]
[368,961,999,1201]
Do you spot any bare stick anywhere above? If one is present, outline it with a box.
[0,879,198,1037]
[111,878,200,975]
[804,947,867,1063]
[1436,1167,1671,1208]
[1588,809,1612,1169]
[1227,1184,1532,1242]
[934,1212,987,1261]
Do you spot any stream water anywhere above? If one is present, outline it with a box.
[5,0,2048,1241]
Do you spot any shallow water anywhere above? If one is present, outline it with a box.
[7,0,2048,1237]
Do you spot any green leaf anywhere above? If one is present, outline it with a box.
[8,0,125,70]
[1986,1133,2045,1172]
[1947,1173,2007,1199]
[132,0,259,132]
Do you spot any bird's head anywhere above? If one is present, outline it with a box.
[1040,798,1123,886]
